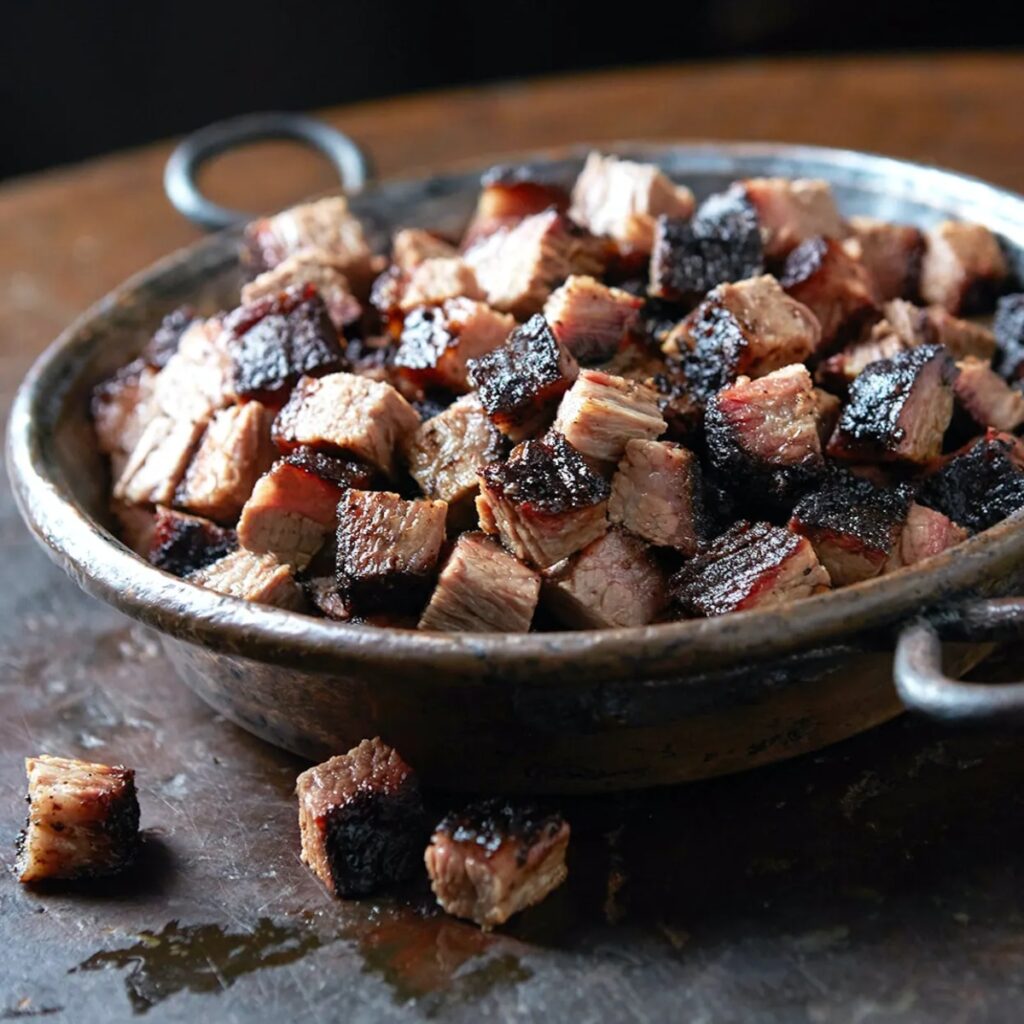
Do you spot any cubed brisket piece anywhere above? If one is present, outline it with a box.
[884,503,968,571]
[812,388,842,445]
[828,344,957,466]
[542,527,668,629]
[842,216,924,302]
[885,299,997,361]
[464,209,606,318]
[648,189,764,300]
[148,506,237,577]
[680,275,821,402]
[552,369,666,465]
[297,738,424,898]
[113,413,208,506]
[463,165,571,248]
[735,178,844,260]
[994,293,1024,381]
[394,298,515,392]
[240,248,363,334]
[336,490,448,613]
[272,372,420,476]
[425,800,569,929]
[789,472,914,585]
[188,549,305,609]
[17,755,140,883]
[953,357,1024,432]
[418,532,541,632]
[569,151,695,256]
[237,460,342,569]
[477,432,610,569]
[111,501,158,557]
[609,439,703,554]
[649,361,704,442]
[542,275,642,363]
[780,236,879,349]
[92,361,158,462]
[467,315,579,440]
[918,429,1024,533]
[153,316,234,423]
[303,576,354,621]
[920,220,1007,314]
[391,228,458,271]
[144,306,196,369]
[400,257,485,312]
[283,446,382,491]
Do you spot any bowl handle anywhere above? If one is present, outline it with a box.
[163,112,373,232]
[894,596,1024,723]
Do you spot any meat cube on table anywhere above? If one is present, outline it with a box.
[542,275,642,363]
[17,755,140,883]
[273,372,420,476]
[467,315,579,440]
[425,800,569,929]
[919,220,1007,314]
[419,533,541,632]
[188,548,305,610]
[569,151,695,257]
[780,236,879,349]
[994,293,1024,381]
[336,490,448,613]
[113,414,207,507]
[92,361,158,465]
[828,345,957,466]
[477,431,611,569]
[463,167,570,248]
[842,216,924,302]
[789,472,914,585]
[553,369,666,466]
[153,316,233,424]
[919,429,1024,534]
[148,506,237,577]
[609,439,703,554]
[671,521,831,617]
[391,228,458,272]
[543,527,667,629]
[884,503,968,572]
[735,178,844,260]
[953,357,1024,433]
[297,738,424,898]
[394,297,515,392]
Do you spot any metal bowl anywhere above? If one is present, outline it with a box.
[9,131,1024,792]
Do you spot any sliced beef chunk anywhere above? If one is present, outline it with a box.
[477,431,610,569]
[336,490,448,613]
[92,361,158,464]
[297,738,424,898]
[609,439,703,554]
[670,521,831,616]
[920,220,1007,314]
[400,257,485,312]
[828,344,957,466]
[884,503,968,571]
[148,506,237,578]
[780,236,879,349]
[283,446,382,491]
[463,166,570,248]
[188,549,305,609]
[113,414,208,507]
[842,216,924,302]
[394,298,515,392]
[425,800,569,929]
[736,178,844,260]
[112,501,158,557]
[953,357,1024,432]
[225,285,346,403]
[648,189,764,300]
[303,576,354,621]
[994,293,1024,381]
[542,527,668,629]
[542,275,642,363]
[17,755,140,883]
[153,316,234,423]
[918,429,1024,533]
[144,306,196,368]
[789,472,914,585]
[553,369,666,466]
[392,228,458,271]
[419,532,541,632]
[680,275,821,402]
[467,315,579,440]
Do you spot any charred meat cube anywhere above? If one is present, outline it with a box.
[919,220,1007,314]
[336,490,448,613]
[17,755,140,883]
[391,228,458,271]
[542,275,642,363]
[994,293,1024,381]
[113,414,207,507]
[153,316,233,423]
[542,527,668,629]
[609,439,703,554]
[953,357,1024,432]
[297,738,424,898]
[477,432,610,569]
[886,299,997,361]
[143,306,196,369]
[735,177,844,260]
[884,503,968,572]
[463,165,571,248]
[92,361,158,464]
[648,189,764,300]
[553,369,666,465]
[419,532,541,632]
[425,800,569,929]
[273,373,420,476]
[188,548,305,609]
[569,151,695,256]
[827,344,957,466]
[780,236,879,349]
[283,446,382,491]
[650,361,704,441]
[680,275,821,402]
[303,576,354,621]
[467,315,579,440]
[842,216,924,302]
[394,298,515,392]
[919,429,1024,534]
[789,473,914,585]
[148,506,237,577]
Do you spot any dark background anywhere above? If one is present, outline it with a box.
[2,1,1021,182]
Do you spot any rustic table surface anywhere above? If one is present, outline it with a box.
[3,54,1024,1023]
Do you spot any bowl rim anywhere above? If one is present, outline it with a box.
[9,139,1024,685]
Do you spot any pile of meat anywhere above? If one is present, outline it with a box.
[93,154,1024,631]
